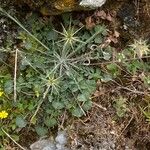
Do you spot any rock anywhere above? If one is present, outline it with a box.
[56,143,67,150]
[80,0,106,8]
[30,131,69,150]
[43,146,55,150]
[13,0,107,15]
[30,139,56,150]
[55,131,67,145]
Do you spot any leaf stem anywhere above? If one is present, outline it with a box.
[1,128,27,150]
[0,7,49,51]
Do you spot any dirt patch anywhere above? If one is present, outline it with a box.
[68,80,150,150]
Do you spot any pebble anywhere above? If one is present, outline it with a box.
[55,131,67,145]
[30,131,69,150]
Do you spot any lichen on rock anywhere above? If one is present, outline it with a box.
[54,0,78,11]
[14,0,106,15]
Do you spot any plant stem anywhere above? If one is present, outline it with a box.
[14,49,18,102]
[0,7,49,51]
[1,128,27,150]
[68,27,103,58]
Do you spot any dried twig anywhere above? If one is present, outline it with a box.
[59,109,67,130]
[117,115,134,138]
[1,128,27,150]
[89,55,150,66]
[30,99,44,123]
[0,7,49,51]
[118,86,150,96]
[92,102,107,111]
[14,49,18,102]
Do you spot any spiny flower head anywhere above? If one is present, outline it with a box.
[130,39,150,58]
[54,22,84,50]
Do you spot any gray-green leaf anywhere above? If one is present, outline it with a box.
[44,118,57,127]
[71,107,84,117]
[35,126,48,137]
[52,101,65,110]
[16,116,27,128]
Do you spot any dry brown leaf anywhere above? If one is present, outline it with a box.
[108,35,118,44]
[114,30,120,38]
[95,10,114,22]
[106,13,113,22]
[95,10,107,19]
[106,30,120,44]
[85,16,95,30]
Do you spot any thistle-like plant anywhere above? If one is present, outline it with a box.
[130,39,150,58]
[51,23,107,77]
[54,22,85,50]
[42,73,60,97]
[50,48,80,76]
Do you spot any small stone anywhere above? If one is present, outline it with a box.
[56,143,64,150]
[80,0,106,8]
[30,139,56,150]
[43,146,55,150]
[55,131,67,145]
[56,143,70,150]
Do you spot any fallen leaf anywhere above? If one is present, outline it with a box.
[85,16,95,30]
[114,30,120,38]
[106,13,113,22]
[95,10,107,19]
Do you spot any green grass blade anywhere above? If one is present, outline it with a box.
[68,26,104,58]
[0,7,49,51]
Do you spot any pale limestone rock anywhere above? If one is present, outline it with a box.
[30,131,69,150]
[30,139,56,150]
[80,0,106,8]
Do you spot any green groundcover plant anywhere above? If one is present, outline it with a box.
[0,7,150,147]
[0,10,109,140]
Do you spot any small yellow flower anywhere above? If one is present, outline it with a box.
[0,110,8,119]
[0,91,4,97]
